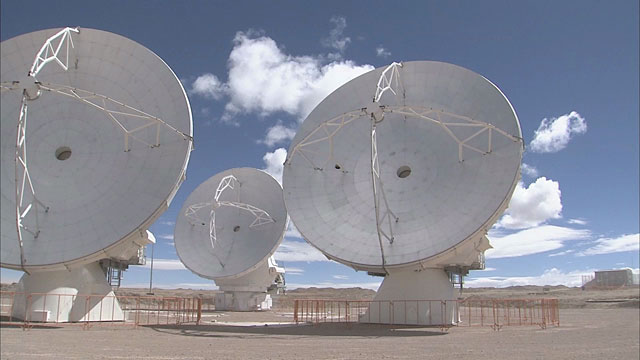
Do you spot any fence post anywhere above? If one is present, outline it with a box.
[99,295,104,322]
[404,300,407,324]
[85,296,90,324]
[112,295,117,323]
[7,292,15,322]
[156,297,161,325]
[166,298,170,325]
[41,294,47,322]
[8,292,16,322]
[197,298,202,325]
[25,294,33,328]
[506,300,510,325]
[345,301,349,323]
[135,297,140,327]
[541,299,547,328]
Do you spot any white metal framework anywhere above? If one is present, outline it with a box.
[370,63,403,271]
[374,62,403,103]
[285,62,523,272]
[3,27,192,271]
[14,93,48,273]
[184,175,275,268]
[29,27,79,77]
[37,83,191,151]
[6,27,80,273]
[370,122,398,271]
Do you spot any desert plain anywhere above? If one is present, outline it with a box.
[1,285,638,359]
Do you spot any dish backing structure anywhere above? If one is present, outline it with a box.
[175,168,286,311]
[283,61,523,325]
[1,28,193,322]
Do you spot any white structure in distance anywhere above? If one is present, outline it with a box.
[0,28,193,322]
[175,168,286,311]
[283,61,523,325]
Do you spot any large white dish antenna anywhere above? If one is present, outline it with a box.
[175,168,287,281]
[284,61,523,273]
[1,28,193,271]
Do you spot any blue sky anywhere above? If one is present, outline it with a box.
[1,0,638,290]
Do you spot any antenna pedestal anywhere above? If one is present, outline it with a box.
[360,268,457,325]
[214,292,272,312]
[11,262,124,322]
[214,256,284,311]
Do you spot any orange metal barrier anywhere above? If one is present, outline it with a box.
[293,299,458,326]
[0,291,201,329]
[458,298,559,329]
[293,298,559,329]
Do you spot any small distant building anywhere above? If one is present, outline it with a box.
[593,269,635,287]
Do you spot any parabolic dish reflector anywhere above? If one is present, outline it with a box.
[1,28,193,270]
[283,61,523,271]
[174,168,287,280]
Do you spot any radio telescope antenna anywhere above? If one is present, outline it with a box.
[1,28,193,322]
[284,61,523,325]
[175,168,286,311]
[185,174,276,265]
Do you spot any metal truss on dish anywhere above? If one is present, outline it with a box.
[175,168,287,311]
[283,61,523,325]
[1,28,193,322]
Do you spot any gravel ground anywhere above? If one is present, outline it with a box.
[1,307,638,359]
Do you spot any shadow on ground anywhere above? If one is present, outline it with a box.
[147,322,448,339]
[0,316,63,329]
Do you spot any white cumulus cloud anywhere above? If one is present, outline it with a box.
[274,239,328,262]
[187,26,373,131]
[262,147,287,184]
[259,121,297,147]
[498,177,562,229]
[222,31,373,123]
[486,225,591,259]
[577,234,640,256]
[189,73,227,100]
[529,111,587,153]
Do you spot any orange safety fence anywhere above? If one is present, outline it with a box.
[293,298,559,329]
[458,298,559,329]
[293,299,459,326]
[0,291,201,330]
